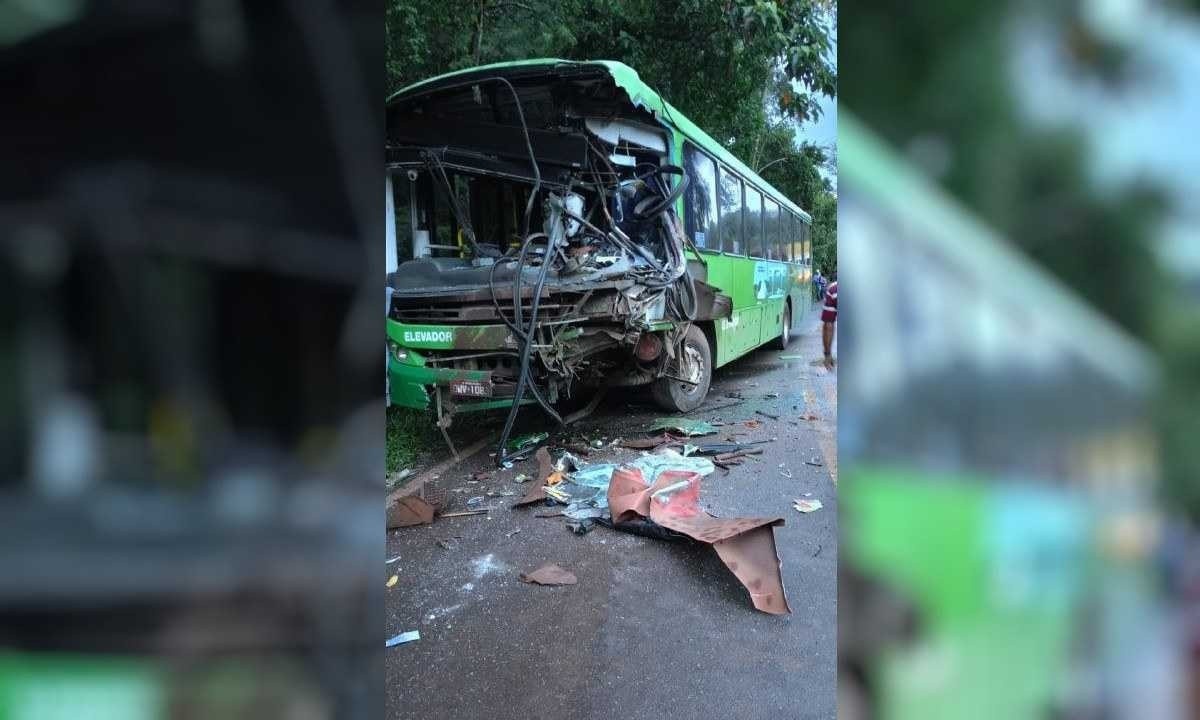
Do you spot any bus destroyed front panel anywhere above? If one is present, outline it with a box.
[386,63,732,462]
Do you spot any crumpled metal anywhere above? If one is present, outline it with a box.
[607,467,791,615]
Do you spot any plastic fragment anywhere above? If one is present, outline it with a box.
[386,630,420,647]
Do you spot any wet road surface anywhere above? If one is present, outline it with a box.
[386,307,837,719]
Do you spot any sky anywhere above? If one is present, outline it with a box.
[798,13,838,186]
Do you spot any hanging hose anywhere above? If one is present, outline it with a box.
[487,237,562,427]
[495,217,565,466]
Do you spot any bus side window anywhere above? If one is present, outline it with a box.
[790,214,802,265]
[683,143,719,250]
[764,198,779,261]
[803,221,812,266]
[744,185,763,258]
[782,211,792,263]
[719,167,743,255]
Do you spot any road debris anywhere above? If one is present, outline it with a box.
[506,528,522,538]
[755,410,780,420]
[512,447,555,507]
[386,630,420,648]
[711,448,764,468]
[648,417,718,437]
[439,509,490,518]
[465,496,490,510]
[793,499,823,513]
[519,563,578,586]
[743,420,763,430]
[386,575,399,588]
[387,477,445,529]
[518,448,716,536]
[805,456,824,467]
[607,467,791,615]
[691,440,771,455]
[620,434,679,450]
[387,468,414,489]
[507,432,549,452]
[566,518,595,534]
[513,473,531,483]
[564,442,594,456]
[386,555,401,564]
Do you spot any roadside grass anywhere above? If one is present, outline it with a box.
[386,405,439,480]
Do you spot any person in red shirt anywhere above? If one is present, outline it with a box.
[821,272,837,370]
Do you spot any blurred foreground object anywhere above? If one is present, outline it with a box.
[837,113,1170,719]
[0,1,382,717]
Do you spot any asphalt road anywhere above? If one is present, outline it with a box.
[386,307,837,720]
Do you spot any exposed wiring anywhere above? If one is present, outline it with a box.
[496,223,563,466]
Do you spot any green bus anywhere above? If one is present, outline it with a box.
[385,60,814,456]
[837,113,1161,719]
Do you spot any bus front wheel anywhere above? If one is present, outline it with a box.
[651,325,712,413]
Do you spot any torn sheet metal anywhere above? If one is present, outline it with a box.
[607,467,791,615]
[387,477,444,528]
[512,447,555,507]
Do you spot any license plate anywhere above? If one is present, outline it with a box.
[450,380,492,398]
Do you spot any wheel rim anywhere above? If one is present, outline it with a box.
[680,342,704,395]
[783,308,790,344]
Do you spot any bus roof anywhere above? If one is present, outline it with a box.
[389,59,812,223]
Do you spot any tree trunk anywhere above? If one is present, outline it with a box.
[472,0,486,65]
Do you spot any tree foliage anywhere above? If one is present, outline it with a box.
[387,0,837,267]
[841,0,1200,520]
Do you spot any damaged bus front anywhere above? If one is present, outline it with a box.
[386,60,810,462]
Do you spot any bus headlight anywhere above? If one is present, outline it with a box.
[388,342,408,363]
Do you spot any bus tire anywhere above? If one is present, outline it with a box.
[770,301,792,349]
[652,324,712,412]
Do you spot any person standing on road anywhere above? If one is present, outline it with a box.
[813,268,825,303]
[821,271,837,370]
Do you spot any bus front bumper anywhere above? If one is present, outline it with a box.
[388,351,529,413]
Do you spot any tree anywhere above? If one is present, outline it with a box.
[387,0,838,282]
